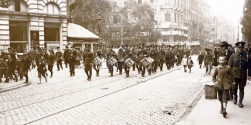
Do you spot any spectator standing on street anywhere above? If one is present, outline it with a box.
[197,51,204,69]
[204,48,213,74]
[228,42,251,108]
[56,47,63,71]
[181,55,188,72]
[212,55,234,117]
[212,47,218,68]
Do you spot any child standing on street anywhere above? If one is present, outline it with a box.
[187,56,194,73]
[181,55,188,72]
[212,55,234,118]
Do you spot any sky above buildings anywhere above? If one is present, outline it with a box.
[206,0,244,25]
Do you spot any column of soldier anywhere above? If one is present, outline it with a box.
[0,43,191,84]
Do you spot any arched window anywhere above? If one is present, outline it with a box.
[20,0,28,12]
[165,11,171,22]
[44,2,60,14]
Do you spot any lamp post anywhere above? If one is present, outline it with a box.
[96,13,103,36]
[96,13,103,50]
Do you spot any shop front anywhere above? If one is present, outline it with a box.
[0,0,68,53]
[67,23,99,52]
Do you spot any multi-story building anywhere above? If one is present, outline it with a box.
[0,0,68,52]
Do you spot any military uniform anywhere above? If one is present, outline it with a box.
[21,54,31,83]
[55,47,63,71]
[83,47,94,80]
[68,53,76,77]
[228,42,251,107]
[106,47,116,77]
[158,46,165,71]
[138,46,148,77]
[123,45,132,77]
[47,50,55,77]
[165,47,174,70]
[63,46,70,68]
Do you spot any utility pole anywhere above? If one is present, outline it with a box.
[238,25,239,42]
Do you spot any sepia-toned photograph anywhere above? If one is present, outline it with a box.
[0,0,250,124]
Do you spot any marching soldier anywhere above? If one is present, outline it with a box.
[138,44,148,77]
[47,49,55,77]
[63,46,70,68]
[83,45,94,81]
[21,54,31,83]
[106,46,116,77]
[123,44,133,77]
[93,44,101,77]
[93,51,101,77]
[117,45,124,75]
[148,45,156,75]
[158,45,166,71]
[132,45,140,73]
[56,47,63,71]
[165,45,174,70]
[68,52,76,77]
[228,42,251,108]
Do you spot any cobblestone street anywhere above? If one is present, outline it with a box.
[0,56,211,125]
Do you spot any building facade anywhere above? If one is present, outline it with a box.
[0,0,68,52]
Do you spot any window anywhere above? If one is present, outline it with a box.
[165,11,171,22]
[44,2,60,14]
[15,0,20,11]
[212,28,215,31]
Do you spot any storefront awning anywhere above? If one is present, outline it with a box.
[68,23,99,40]
[190,41,200,45]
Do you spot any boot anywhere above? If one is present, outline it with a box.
[50,72,53,78]
[223,108,227,117]
[25,78,28,83]
[110,70,113,77]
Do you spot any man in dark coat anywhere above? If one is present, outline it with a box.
[83,47,94,80]
[21,54,31,83]
[68,52,76,77]
[228,41,251,108]
[218,41,234,64]
[55,47,63,71]
[47,49,55,77]
[204,48,213,74]
[63,46,70,68]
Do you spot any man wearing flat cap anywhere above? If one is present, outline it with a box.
[228,41,251,108]
[204,48,213,74]
[218,41,234,65]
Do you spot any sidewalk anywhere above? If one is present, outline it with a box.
[177,80,251,125]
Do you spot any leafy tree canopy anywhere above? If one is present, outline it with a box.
[70,0,112,35]
[241,0,251,42]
